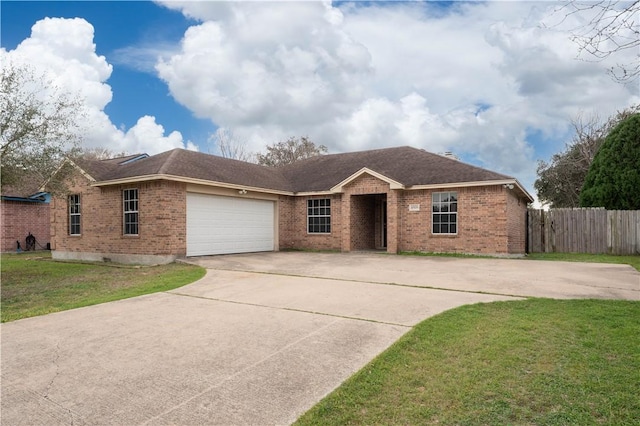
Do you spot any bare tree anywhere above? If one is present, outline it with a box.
[1,62,84,195]
[208,128,255,162]
[79,147,129,160]
[256,136,327,167]
[535,104,639,207]
[553,0,640,82]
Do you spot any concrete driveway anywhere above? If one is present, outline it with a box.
[2,253,638,425]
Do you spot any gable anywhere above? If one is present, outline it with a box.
[331,168,404,193]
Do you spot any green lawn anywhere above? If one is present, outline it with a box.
[296,299,640,426]
[526,252,640,272]
[0,252,205,322]
[401,251,640,272]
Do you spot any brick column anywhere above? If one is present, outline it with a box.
[386,190,399,253]
[341,194,351,252]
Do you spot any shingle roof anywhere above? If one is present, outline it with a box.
[81,149,293,192]
[279,146,511,192]
[79,146,528,199]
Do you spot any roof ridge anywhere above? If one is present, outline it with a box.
[157,148,183,175]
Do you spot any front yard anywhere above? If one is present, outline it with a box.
[296,298,640,425]
[0,252,205,322]
[2,251,638,424]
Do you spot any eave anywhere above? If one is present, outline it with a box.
[409,179,534,203]
[90,174,295,196]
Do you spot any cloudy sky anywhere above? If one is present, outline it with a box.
[2,1,638,198]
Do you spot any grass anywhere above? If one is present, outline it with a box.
[0,252,206,322]
[526,252,640,272]
[296,298,640,426]
[400,251,494,259]
[401,250,640,272]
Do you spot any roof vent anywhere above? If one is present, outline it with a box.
[442,151,459,161]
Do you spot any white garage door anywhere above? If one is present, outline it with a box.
[186,193,275,256]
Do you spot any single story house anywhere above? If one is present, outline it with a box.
[50,146,533,264]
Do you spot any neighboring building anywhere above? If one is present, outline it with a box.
[1,191,51,253]
[50,146,533,264]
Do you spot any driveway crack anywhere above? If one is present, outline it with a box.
[43,341,61,400]
[167,291,413,328]
[140,318,346,425]
[41,341,79,425]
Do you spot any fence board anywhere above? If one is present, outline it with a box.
[527,208,638,254]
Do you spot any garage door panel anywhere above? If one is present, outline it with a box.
[187,193,275,256]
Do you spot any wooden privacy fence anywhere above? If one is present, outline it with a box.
[527,208,640,254]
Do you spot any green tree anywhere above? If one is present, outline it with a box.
[0,63,83,195]
[580,113,640,209]
[256,136,327,167]
[535,105,639,207]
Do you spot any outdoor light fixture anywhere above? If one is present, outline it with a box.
[503,184,514,190]
[238,189,248,194]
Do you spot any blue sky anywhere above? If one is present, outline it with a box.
[2,1,638,199]
[2,1,213,143]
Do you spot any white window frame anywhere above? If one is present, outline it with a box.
[68,194,81,235]
[123,188,139,236]
[432,191,458,235]
[307,198,331,234]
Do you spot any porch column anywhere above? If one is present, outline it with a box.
[341,194,351,252]
[386,190,399,254]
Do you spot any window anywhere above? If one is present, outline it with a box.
[123,189,139,235]
[68,194,81,235]
[307,198,331,233]
[432,192,457,234]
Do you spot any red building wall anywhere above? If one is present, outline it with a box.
[1,200,50,252]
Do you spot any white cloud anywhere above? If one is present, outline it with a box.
[155,1,638,194]
[156,1,372,129]
[2,17,195,156]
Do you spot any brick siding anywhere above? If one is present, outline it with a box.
[506,189,527,253]
[398,186,521,254]
[54,171,528,262]
[0,200,50,252]
[51,173,187,260]
[278,194,342,251]
[281,175,527,255]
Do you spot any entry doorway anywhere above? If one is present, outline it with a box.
[350,194,387,251]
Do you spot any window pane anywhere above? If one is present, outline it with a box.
[432,192,458,234]
[308,198,331,233]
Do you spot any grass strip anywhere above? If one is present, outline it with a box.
[1,253,205,322]
[296,298,640,426]
[525,252,640,272]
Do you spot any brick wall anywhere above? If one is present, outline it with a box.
[0,200,50,252]
[278,175,528,255]
[506,189,527,253]
[398,186,521,254]
[50,170,528,261]
[51,174,187,261]
[278,194,342,251]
